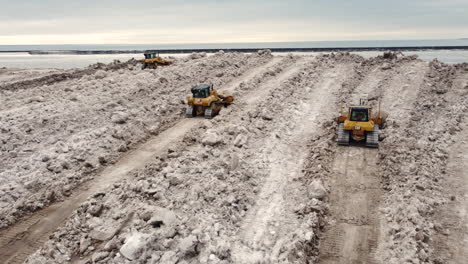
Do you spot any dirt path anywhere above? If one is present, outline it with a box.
[318,62,392,264]
[318,60,425,264]
[222,57,283,92]
[380,61,427,115]
[0,56,302,264]
[243,57,310,106]
[319,147,380,264]
[231,63,349,263]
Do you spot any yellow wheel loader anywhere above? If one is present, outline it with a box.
[140,50,172,69]
[186,84,234,119]
[337,99,385,148]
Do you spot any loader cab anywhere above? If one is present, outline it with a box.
[349,107,369,122]
[191,84,213,98]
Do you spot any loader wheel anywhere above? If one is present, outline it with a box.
[337,123,350,146]
[141,63,147,70]
[185,106,194,118]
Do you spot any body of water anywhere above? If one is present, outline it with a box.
[1,40,468,69]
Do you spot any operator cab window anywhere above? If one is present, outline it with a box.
[350,108,369,122]
[193,88,209,98]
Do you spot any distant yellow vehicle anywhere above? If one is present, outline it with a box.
[140,50,172,69]
[186,84,234,119]
[337,100,385,148]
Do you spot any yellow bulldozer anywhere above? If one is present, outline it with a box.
[186,84,234,119]
[337,99,385,148]
[140,50,172,69]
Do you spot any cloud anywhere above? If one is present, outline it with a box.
[0,0,467,44]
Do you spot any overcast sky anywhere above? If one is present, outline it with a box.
[1,0,467,45]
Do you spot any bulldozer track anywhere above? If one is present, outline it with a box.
[0,56,305,264]
[337,123,350,145]
[365,125,379,148]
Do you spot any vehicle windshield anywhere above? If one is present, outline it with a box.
[145,53,156,59]
[350,108,369,122]
[192,89,209,98]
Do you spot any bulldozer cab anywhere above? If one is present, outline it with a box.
[350,107,369,122]
[191,84,213,98]
[144,50,160,59]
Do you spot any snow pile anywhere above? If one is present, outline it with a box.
[26,54,315,263]
[1,52,465,264]
[0,52,273,228]
[377,60,468,263]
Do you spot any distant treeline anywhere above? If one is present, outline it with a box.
[1,46,468,55]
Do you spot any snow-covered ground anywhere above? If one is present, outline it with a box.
[0,51,467,264]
